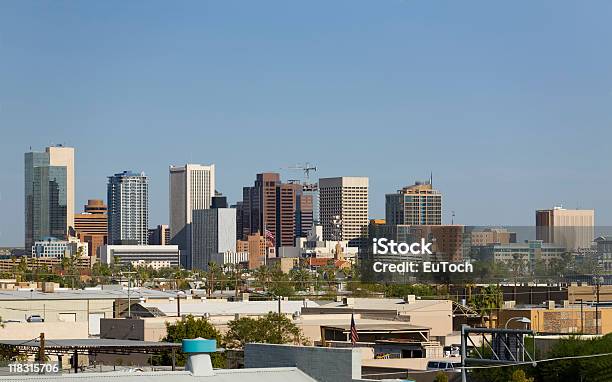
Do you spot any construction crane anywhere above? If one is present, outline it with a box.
[287,163,317,184]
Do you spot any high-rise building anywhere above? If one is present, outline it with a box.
[319,177,369,247]
[169,164,215,268]
[241,173,280,241]
[385,181,442,226]
[191,207,236,270]
[24,145,75,250]
[240,173,313,248]
[74,199,108,259]
[148,224,170,245]
[536,207,595,251]
[107,171,149,245]
[276,183,313,247]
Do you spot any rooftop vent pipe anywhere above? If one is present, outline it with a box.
[182,338,217,376]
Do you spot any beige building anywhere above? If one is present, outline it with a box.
[386,181,442,226]
[499,302,612,335]
[470,228,515,246]
[169,164,215,267]
[0,287,176,336]
[47,145,75,234]
[536,207,594,251]
[319,177,369,247]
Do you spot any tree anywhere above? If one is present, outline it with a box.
[468,285,502,316]
[433,371,448,382]
[153,315,224,368]
[510,369,534,382]
[224,312,308,349]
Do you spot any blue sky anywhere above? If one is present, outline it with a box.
[1,1,611,246]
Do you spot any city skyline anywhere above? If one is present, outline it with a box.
[2,1,612,246]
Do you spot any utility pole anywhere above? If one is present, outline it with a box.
[461,325,467,382]
[278,295,282,342]
[121,271,136,319]
[38,332,45,365]
[594,276,603,335]
[577,298,584,333]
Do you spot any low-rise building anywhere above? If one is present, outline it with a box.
[99,245,180,268]
[32,237,88,258]
[498,302,612,334]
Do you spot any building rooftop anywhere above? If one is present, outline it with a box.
[0,288,177,301]
[140,299,319,316]
[317,297,451,313]
[0,368,315,382]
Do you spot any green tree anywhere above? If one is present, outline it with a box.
[224,312,308,349]
[510,369,534,382]
[153,315,224,368]
[433,371,448,382]
[468,285,502,316]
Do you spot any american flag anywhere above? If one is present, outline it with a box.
[350,313,359,346]
[265,229,275,245]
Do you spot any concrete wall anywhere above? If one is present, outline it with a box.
[245,343,361,382]
[0,322,88,340]
[0,298,113,323]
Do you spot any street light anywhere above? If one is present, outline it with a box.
[593,276,604,335]
[505,316,532,329]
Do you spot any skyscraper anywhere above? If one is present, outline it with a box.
[169,164,215,268]
[385,181,442,226]
[148,224,170,245]
[24,145,75,250]
[536,207,595,251]
[107,171,149,245]
[241,173,280,241]
[191,207,236,270]
[241,173,312,247]
[319,177,369,247]
[74,199,108,259]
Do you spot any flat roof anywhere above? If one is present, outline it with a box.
[141,299,319,316]
[0,288,177,301]
[317,298,451,312]
[0,338,181,349]
[323,322,430,331]
[0,368,315,382]
[0,338,181,356]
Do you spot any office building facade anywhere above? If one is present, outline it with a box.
[148,224,170,245]
[169,164,215,268]
[536,207,595,251]
[319,177,369,247]
[99,245,180,269]
[240,173,313,248]
[74,199,108,259]
[191,208,236,270]
[107,171,149,245]
[385,181,442,226]
[24,145,75,250]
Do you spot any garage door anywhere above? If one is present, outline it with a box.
[88,313,105,336]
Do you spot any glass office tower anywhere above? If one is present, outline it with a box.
[24,146,74,250]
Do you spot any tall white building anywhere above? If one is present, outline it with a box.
[191,208,236,270]
[536,207,595,251]
[107,171,149,245]
[319,177,369,247]
[169,164,215,268]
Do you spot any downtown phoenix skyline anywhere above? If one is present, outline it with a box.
[1,1,612,246]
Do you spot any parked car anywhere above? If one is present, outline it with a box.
[26,315,44,322]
